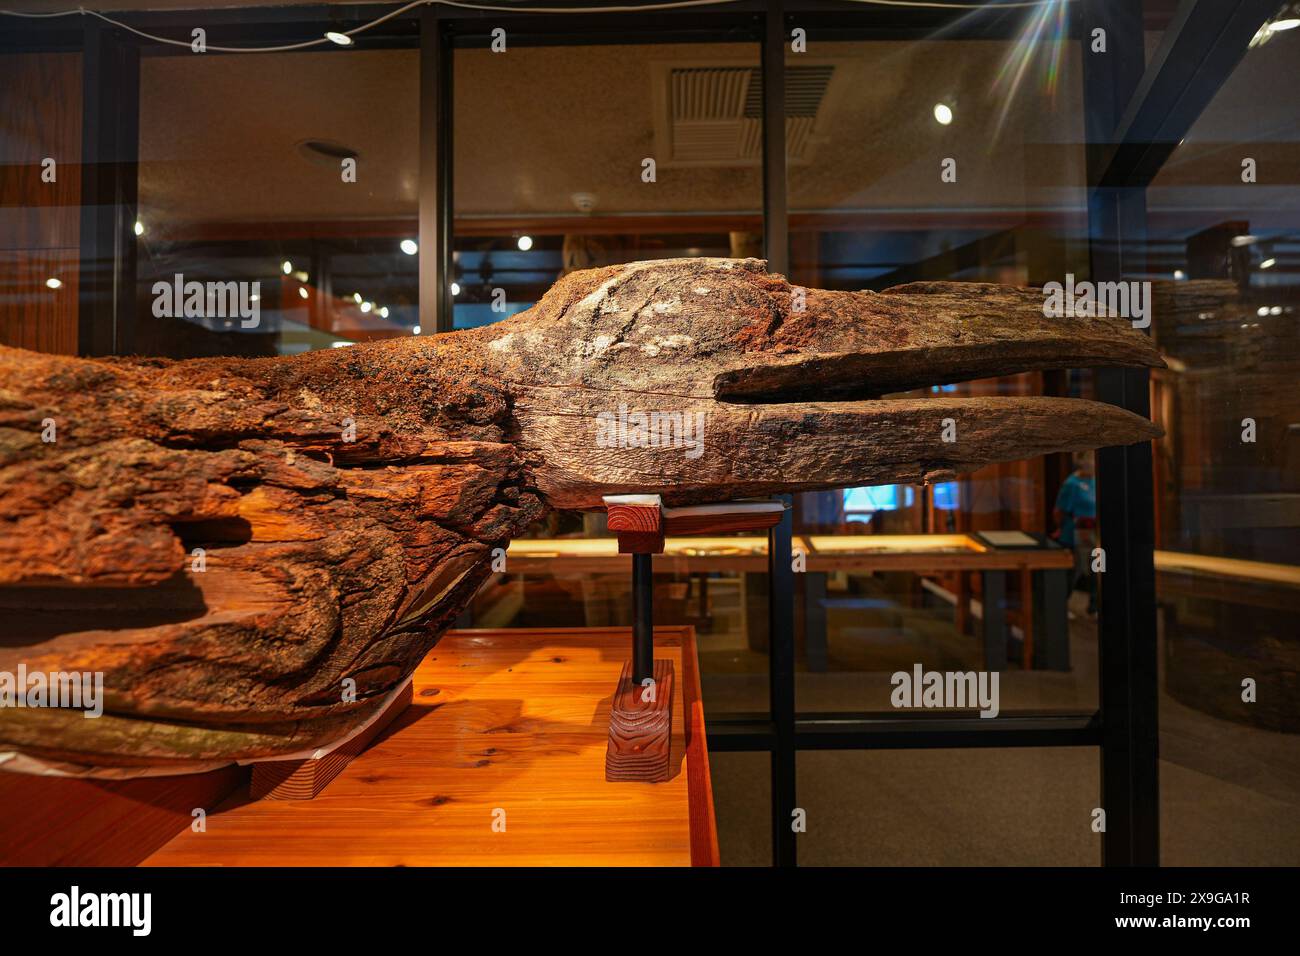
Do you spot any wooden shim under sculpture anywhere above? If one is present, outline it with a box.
[605,660,675,783]
[0,257,1165,770]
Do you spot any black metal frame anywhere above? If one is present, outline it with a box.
[9,0,1268,868]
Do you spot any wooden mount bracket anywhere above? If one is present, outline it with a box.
[249,681,413,800]
[604,494,665,554]
[605,659,675,783]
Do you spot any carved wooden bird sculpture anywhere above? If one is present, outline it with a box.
[0,258,1163,771]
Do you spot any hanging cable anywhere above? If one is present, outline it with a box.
[1,0,1077,54]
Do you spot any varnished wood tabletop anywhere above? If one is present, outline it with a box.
[144,626,717,867]
[506,532,1073,574]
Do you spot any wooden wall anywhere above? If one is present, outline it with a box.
[0,53,82,355]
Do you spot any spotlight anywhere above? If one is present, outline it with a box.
[933,103,953,126]
[451,282,461,296]
[516,235,533,251]
[400,239,418,256]
[282,260,293,274]
[45,277,62,289]
[133,221,144,237]
[298,287,309,299]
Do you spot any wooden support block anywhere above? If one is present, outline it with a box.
[604,493,665,554]
[250,682,413,800]
[662,501,785,536]
[605,659,675,783]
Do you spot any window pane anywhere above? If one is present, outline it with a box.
[1146,20,1300,866]
[784,30,1099,717]
[136,49,419,357]
[797,748,1102,865]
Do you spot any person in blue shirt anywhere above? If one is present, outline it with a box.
[1053,451,1098,615]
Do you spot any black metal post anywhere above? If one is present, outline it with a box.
[768,494,796,867]
[761,0,788,276]
[631,553,654,685]
[78,19,139,357]
[1080,0,1158,867]
[420,7,454,333]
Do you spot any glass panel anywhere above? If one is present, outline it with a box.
[784,28,1099,716]
[0,52,82,356]
[797,748,1101,865]
[453,35,768,719]
[711,751,772,866]
[136,49,419,357]
[1146,20,1300,866]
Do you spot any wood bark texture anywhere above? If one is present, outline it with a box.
[0,258,1163,768]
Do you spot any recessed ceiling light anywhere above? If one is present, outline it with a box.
[353,293,362,304]
[516,235,533,251]
[325,31,353,46]
[360,301,372,313]
[1231,234,1257,247]
[933,103,953,125]
[133,221,144,237]
[412,325,422,335]
[298,287,309,299]
[1260,258,1276,269]
[1173,269,1186,280]
[379,306,390,318]
[400,239,418,256]
[451,282,460,296]
[45,277,62,289]
[282,260,293,274]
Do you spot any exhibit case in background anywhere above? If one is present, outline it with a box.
[0,0,1296,868]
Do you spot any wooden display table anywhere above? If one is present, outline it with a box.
[144,626,717,867]
[505,533,1074,671]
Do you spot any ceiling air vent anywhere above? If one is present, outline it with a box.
[658,63,836,167]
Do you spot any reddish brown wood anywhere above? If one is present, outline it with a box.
[679,622,719,866]
[250,681,413,800]
[143,627,711,866]
[662,503,785,536]
[0,258,1164,769]
[605,497,665,554]
[0,764,247,866]
[606,659,675,783]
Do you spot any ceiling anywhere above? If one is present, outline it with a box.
[127,27,1298,233]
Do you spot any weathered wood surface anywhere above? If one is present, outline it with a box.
[0,257,1163,768]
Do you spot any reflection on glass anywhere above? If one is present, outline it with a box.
[452,38,767,717]
[784,34,1097,714]
[1145,20,1300,865]
[135,50,419,357]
